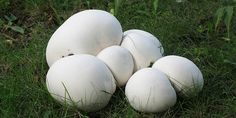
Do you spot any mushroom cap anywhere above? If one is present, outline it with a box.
[125,68,177,113]
[46,54,116,112]
[97,46,134,86]
[152,55,204,97]
[46,10,123,66]
[121,29,163,72]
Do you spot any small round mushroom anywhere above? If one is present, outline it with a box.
[125,68,177,113]
[121,29,163,72]
[152,55,204,97]
[97,46,134,86]
[46,54,116,112]
[46,10,123,66]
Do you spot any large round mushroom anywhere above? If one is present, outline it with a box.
[125,68,177,113]
[121,29,163,72]
[152,55,204,97]
[46,54,116,112]
[46,10,123,66]
[97,46,134,87]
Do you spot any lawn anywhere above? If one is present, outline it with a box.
[0,0,236,117]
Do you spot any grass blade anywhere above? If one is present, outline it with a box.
[215,7,225,30]
[9,26,25,34]
[114,0,121,16]
[153,0,159,13]
[224,6,234,38]
[4,14,17,22]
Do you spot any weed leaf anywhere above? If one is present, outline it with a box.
[9,26,25,34]
[110,8,115,15]
[224,6,233,38]
[86,0,90,8]
[224,59,236,65]
[4,14,17,22]
[215,7,225,30]
[114,0,121,16]
[43,111,52,118]
[153,0,159,13]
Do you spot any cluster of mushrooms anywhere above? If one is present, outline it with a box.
[46,10,204,113]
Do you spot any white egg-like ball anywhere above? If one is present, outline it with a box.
[152,55,204,97]
[46,54,116,112]
[97,46,134,87]
[46,10,123,66]
[125,68,177,113]
[121,29,163,72]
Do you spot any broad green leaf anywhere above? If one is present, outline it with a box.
[222,37,231,41]
[4,14,17,22]
[9,26,25,34]
[207,22,214,32]
[114,0,121,16]
[7,21,13,26]
[110,8,115,15]
[224,6,234,38]
[215,7,225,30]
[43,111,52,118]
[153,0,159,13]
[86,0,90,8]
[224,59,236,65]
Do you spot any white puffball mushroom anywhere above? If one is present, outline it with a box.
[46,54,116,112]
[46,10,123,66]
[97,46,134,87]
[125,68,177,113]
[152,55,204,97]
[121,29,164,72]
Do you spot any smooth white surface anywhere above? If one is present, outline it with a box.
[97,46,134,86]
[46,54,116,112]
[152,55,204,97]
[46,10,123,66]
[121,29,163,72]
[125,68,177,113]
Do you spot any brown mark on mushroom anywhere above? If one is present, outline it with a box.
[68,53,74,56]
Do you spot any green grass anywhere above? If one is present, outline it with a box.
[0,0,236,117]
